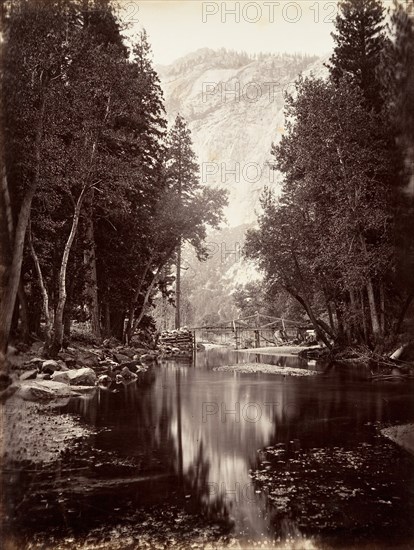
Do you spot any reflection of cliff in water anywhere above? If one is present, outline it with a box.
[65,367,235,527]
[66,354,414,542]
[8,348,414,546]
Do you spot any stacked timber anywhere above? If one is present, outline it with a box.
[158,328,194,358]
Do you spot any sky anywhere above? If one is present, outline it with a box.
[119,0,346,65]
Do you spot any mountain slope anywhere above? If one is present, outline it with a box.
[158,48,326,226]
[157,49,328,324]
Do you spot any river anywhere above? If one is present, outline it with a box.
[4,347,414,548]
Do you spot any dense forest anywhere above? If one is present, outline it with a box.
[0,0,227,359]
[0,0,413,364]
[245,0,414,352]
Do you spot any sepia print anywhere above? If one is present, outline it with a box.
[0,0,414,548]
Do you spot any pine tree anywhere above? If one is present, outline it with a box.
[0,0,76,354]
[165,114,228,330]
[327,0,388,110]
[381,1,414,338]
[104,28,167,343]
[166,115,199,329]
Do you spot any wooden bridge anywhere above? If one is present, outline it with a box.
[191,313,309,349]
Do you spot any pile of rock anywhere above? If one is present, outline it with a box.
[11,342,160,402]
[158,328,194,358]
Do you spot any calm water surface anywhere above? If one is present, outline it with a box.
[6,348,414,547]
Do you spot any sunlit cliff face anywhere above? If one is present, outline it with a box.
[158,49,328,227]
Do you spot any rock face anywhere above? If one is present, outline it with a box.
[158,48,327,226]
[66,367,97,386]
[157,49,328,325]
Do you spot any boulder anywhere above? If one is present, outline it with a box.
[77,352,100,368]
[51,371,71,384]
[42,359,59,374]
[121,366,137,381]
[37,373,51,380]
[119,360,141,373]
[58,352,76,368]
[113,353,130,364]
[18,380,74,401]
[132,349,149,358]
[97,374,111,386]
[99,359,118,369]
[116,347,136,359]
[140,354,154,363]
[20,369,38,381]
[66,367,97,386]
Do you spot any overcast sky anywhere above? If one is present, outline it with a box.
[120,1,346,65]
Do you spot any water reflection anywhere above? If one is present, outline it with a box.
[64,349,414,543]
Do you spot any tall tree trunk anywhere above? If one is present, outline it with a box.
[84,206,101,340]
[349,289,357,340]
[316,318,336,340]
[103,301,111,337]
[289,289,332,348]
[388,291,414,348]
[324,290,335,331]
[290,251,332,348]
[175,241,181,330]
[110,308,125,341]
[379,281,385,333]
[0,167,12,319]
[28,297,42,337]
[63,305,71,342]
[28,221,51,345]
[17,281,30,343]
[124,259,152,345]
[49,186,88,356]
[366,279,381,340]
[0,97,45,354]
[133,266,163,333]
[359,233,381,340]
[10,296,19,340]
[359,289,368,343]
[333,300,346,343]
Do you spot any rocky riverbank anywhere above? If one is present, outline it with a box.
[0,338,162,478]
[2,339,160,403]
